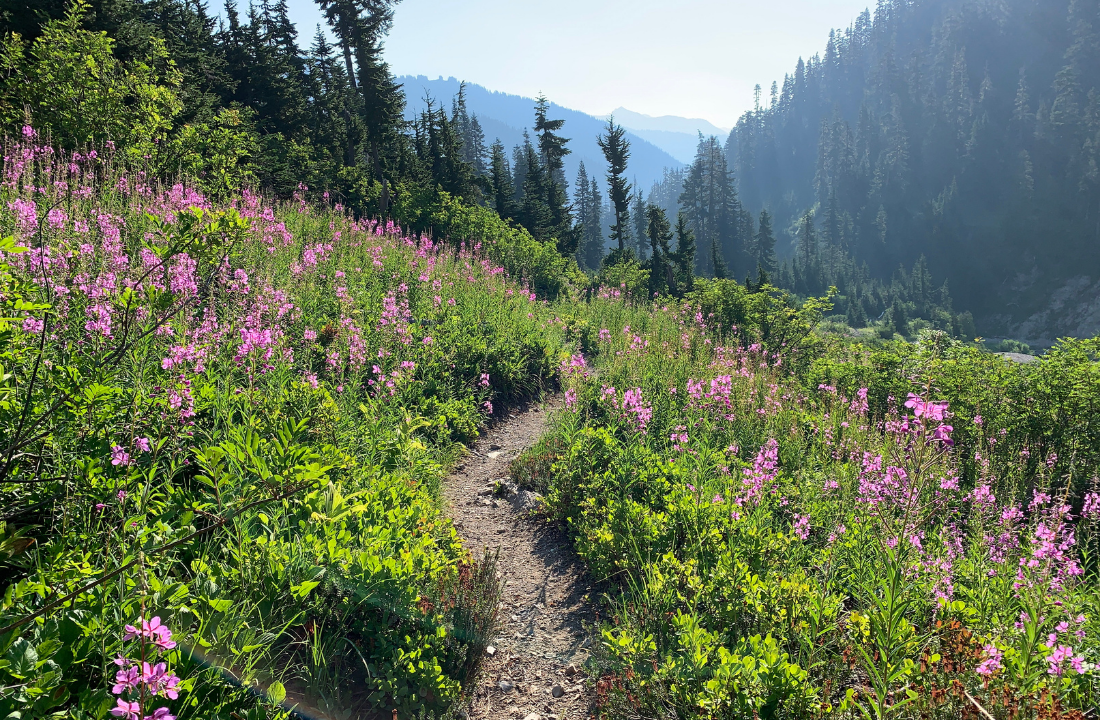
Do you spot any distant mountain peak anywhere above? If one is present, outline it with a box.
[606,107,731,138]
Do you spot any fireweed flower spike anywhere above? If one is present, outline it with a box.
[112,618,180,719]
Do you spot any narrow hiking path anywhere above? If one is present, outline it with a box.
[446,398,597,720]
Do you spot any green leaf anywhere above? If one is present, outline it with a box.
[267,680,286,705]
[207,598,232,613]
[5,638,38,679]
[290,580,319,600]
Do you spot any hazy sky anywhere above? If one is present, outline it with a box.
[282,0,873,128]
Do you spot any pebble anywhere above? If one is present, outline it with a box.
[485,645,495,656]
[499,680,514,693]
[551,684,564,698]
[522,714,540,720]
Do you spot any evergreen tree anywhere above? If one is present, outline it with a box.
[520,137,553,240]
[646,204,674,296]
[755,209,777,279]
[796,210,820,294]
[533,94,576,254]
[511,137,529,206]
[597,116,632,254]
[710,239,728,279]
[632,189,648,260]
[674,212,696,293]
[680,135,744,277]
[585,177,605,269]
[467,115,487,174]
[489,139,515,219]
[573,162,592,267]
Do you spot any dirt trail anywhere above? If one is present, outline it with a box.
[446,398,596,720]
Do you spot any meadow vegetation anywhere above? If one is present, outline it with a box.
[0,134,566,719]
[520,295,1100,719]
[3,130,1100,720]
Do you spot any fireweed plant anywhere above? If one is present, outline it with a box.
[521,295,1100,719]
[0,133,565,718]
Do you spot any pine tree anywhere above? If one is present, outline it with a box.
[533,94,576,254]
[597,116,632,254]
[680,135,743,277]
[574,162,591,267]
[353,2,404,186]
[674,212,696,293]
[797,210,819,293]
[521,137,553,240]
[646,204,674,296]
[823,193,843,247]
[632,189,648,260]
[467,115,487,174]
[446,84,486,176]
[755,209,777,279]
[585,177,605,269]
[489,139,514,219]
[512,134,529,205]
[711,239,728,279]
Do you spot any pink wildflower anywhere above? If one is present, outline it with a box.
[111,446,131,467]
[975,644,1003,676]
[110,699,141,720]
[793,514,810,540]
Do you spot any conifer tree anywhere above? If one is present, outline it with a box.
[597,116,632,254]
[521,138,553,240]
[533,94,576,254]
[574,162,591,266]
[796,210,819,293]
[646,204,674,295]
[511,134,529,205]
[489,139,515,219]
[711,239,728,279]
[755,209,777,279]
[632,189,648,260]
[674,212,696,293]
[680,135,744,277]
[585,177,605,269]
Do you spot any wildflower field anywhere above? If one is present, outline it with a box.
[523,294,1100,718]
[4,132,1100,720]
[0,135,567,719]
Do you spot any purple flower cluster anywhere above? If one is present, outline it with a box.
[740,438,779,505]
[110,617,180,720]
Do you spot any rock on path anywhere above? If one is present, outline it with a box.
[445,398,595,720]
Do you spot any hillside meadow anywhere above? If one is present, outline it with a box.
[2,134,1100,719]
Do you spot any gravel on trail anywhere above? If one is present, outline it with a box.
[445,398,597,720]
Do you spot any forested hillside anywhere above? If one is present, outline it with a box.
[400,76,683,191]
[722,0,1100,342]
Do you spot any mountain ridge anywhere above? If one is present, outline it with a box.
[399,76,685,196]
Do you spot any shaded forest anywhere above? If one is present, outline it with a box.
[720,0,1100,340]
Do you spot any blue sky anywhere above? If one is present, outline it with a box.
[279,0,873,128]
